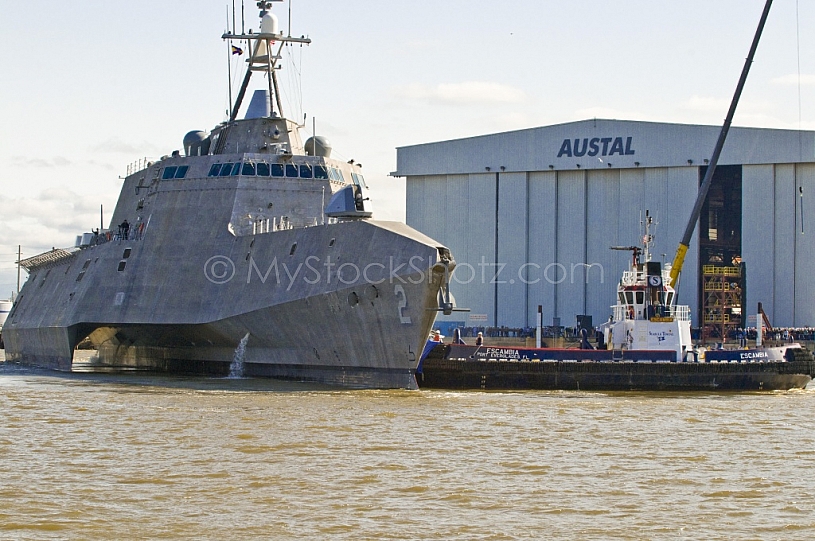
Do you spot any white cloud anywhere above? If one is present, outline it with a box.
[91,137,155,155]
[10,156,72,168]
[0,188,118,291]
[683,95,730,113]
[0,188,108,238]
[8,155,116,171]
[393,81,527,105]
[573,106,647,121]
[770,74,815,87]
[682,95,776,118]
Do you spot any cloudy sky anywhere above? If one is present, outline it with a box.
[0,0,813,296]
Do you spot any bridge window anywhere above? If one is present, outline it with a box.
[299,164,313,178]
[219,163,234,177]
[635,291,644,305]
[162,166,177,180]
[285,164,298,178]
[314,165,329,179]
[230,163,241,176]
[242,162,256,176]
[208,164,222,176]
[271,164,284,177]
[256,162,270,176]
[163,165,189,179]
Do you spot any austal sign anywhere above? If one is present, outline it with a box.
[557,136,636,158]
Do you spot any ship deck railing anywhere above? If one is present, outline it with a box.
[612,304,690,321]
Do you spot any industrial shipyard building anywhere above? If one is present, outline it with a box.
[394,119,815,335]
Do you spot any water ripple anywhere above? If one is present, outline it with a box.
[2,364,815,539]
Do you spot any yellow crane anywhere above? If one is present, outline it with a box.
[668,0,773,289]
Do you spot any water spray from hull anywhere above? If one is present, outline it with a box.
[228,333,250,378]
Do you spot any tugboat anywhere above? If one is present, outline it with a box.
[3,2,455,389]
[417,215,813,391]
[602,211,693,362]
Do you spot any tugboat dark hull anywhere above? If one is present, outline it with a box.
[418,345,814,391]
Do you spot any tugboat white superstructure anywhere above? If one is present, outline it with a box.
[3,2,455,388]
[603,212,693,361]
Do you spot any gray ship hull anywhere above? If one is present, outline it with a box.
[5,218,449,389]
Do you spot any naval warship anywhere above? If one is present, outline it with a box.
[3,2,455,389]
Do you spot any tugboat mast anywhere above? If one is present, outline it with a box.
[223,0,311,121]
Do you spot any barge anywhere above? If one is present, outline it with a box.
[418,343,814,391]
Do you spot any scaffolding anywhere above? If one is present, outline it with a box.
[702,265,743,339]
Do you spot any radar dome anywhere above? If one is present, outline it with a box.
[261,12,279,35]
[305,136,332,158]
[183,130,210,156]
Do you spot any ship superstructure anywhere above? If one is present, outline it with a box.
[4,2,454,388]
[603,212,693,360]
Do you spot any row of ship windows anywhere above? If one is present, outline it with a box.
[161,162,366,185]
[207,162,333,180]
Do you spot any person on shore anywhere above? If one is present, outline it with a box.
[475,332,483,346]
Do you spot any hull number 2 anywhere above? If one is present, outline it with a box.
[394,285,411,324]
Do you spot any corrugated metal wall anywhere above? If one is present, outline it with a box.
[742,164,775,322]
[497,172,528,327]
[743,163,815,327]
[554,170,586,326]
[794,164,815,325]
[585,169,621,325]
[526,172,558,327]
[406,160,811,329]
[773,164,797,325]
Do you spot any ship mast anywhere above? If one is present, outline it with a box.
[223,0,311,122]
